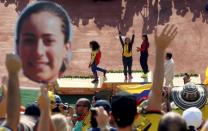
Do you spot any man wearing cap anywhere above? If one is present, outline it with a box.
[73,98,91,131]
[182,107,203,130]
[51,94,64,114]
[88,100,116,131]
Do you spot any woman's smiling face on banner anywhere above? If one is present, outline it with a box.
[18,11,69,83]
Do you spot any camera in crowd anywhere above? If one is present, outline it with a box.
[91,108,97,117]
[90,108,98,128]
[58,103,69,110]
[52,103,69,113]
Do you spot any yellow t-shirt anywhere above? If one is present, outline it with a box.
[123,44,132,57]
[90,50,98,65]
[133,112,162,131]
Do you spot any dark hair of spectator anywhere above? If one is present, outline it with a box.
[166,52,173,59]
[15,1,72,45]
[111,94,137,128]
[158,112,187,131]
[142,34,148,41]
[184,73,190,78]
[90,41,100,51]
[24,104,41,117]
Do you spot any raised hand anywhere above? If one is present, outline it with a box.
[6,54,22,74]
[154,24,177,50]
[95,107,110,129]
[38,85,50,111]
[5,54,21,131]
[37,85,52,131]
[136,47,141,52]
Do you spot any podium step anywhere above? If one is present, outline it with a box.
[56,72,152,95]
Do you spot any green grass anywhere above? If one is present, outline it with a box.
[1,89,92,107]
[20,89,92,107]
[2,88,92,107]
[0,88,39,106]
[20,89,39,106]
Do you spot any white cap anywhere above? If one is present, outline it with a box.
[182,107,202,129]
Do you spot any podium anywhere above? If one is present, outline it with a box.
[56,72,152,95]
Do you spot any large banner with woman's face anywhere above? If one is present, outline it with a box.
[15,1,72,83]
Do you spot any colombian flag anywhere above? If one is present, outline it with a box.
[117,84,152,105]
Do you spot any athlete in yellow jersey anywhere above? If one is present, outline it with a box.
[119,30,135,81]
[89,41,107,83]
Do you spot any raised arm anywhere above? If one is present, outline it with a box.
[131,30,135,44]
[38,85,55,131]
[147,25,177,111]
[5,54,22,131]
[95,107,110,130]
[119,31,124,46]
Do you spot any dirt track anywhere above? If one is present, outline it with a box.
[0,0,208,87]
